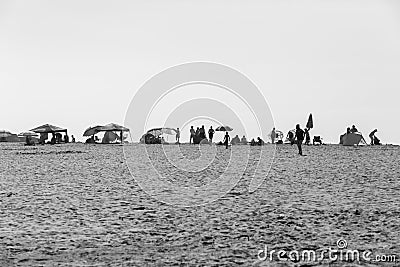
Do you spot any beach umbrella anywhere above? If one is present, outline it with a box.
[30,124,67,133]
[146,128,175,137]
[306,114,313,129]
[18,132,38,137]
[98,123,130,132]
[0,130,12,138]
[147,128,177,136]
[215,126,233,132]
[83,126,102,136]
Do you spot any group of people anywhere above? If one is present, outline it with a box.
[346,125,359,134]
[37,133,75,145]
[187,125,215,144]
[344,125,381,145]
[231,135,248,145]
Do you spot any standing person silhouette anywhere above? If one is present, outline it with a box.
[208,126,215,143]
[176,128,180,144]
[271,127,276,144]
[295,124,305,155]
[189,126,195,144]
[223,132,230,149]
[304,128,311,145]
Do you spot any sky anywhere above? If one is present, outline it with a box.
[1,0,400,144]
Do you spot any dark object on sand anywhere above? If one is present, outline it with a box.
[143,133,161,144]
[313,136,323,145]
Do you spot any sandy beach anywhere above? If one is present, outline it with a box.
[0,143,399,266]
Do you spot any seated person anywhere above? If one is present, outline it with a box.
[250,138,256,146]
[25,136,35,146]
[51,135,56,144]
[350,125,358,133]
[39,133,47,145]
[257,137,265,146]
[287,131,295,145]
[85,136,95,143]
[231,135,240,145]
[241,135,248,144]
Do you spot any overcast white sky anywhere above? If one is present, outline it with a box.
[1,0,399,143]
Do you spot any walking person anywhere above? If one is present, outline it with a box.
[189,126,195,144]
[208,126,215,143]
[223,132,230,149]
[295,124,305,155]
[176,128,180,144]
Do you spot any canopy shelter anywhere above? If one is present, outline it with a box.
[30,124,68,144]
[30,124,67,133]
[340,132,367,146]
[83,123,131,144]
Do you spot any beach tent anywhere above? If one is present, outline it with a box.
[340,132,367,146]
[102,131,119,143]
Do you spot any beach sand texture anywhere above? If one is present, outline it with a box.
[0,143,399,266]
